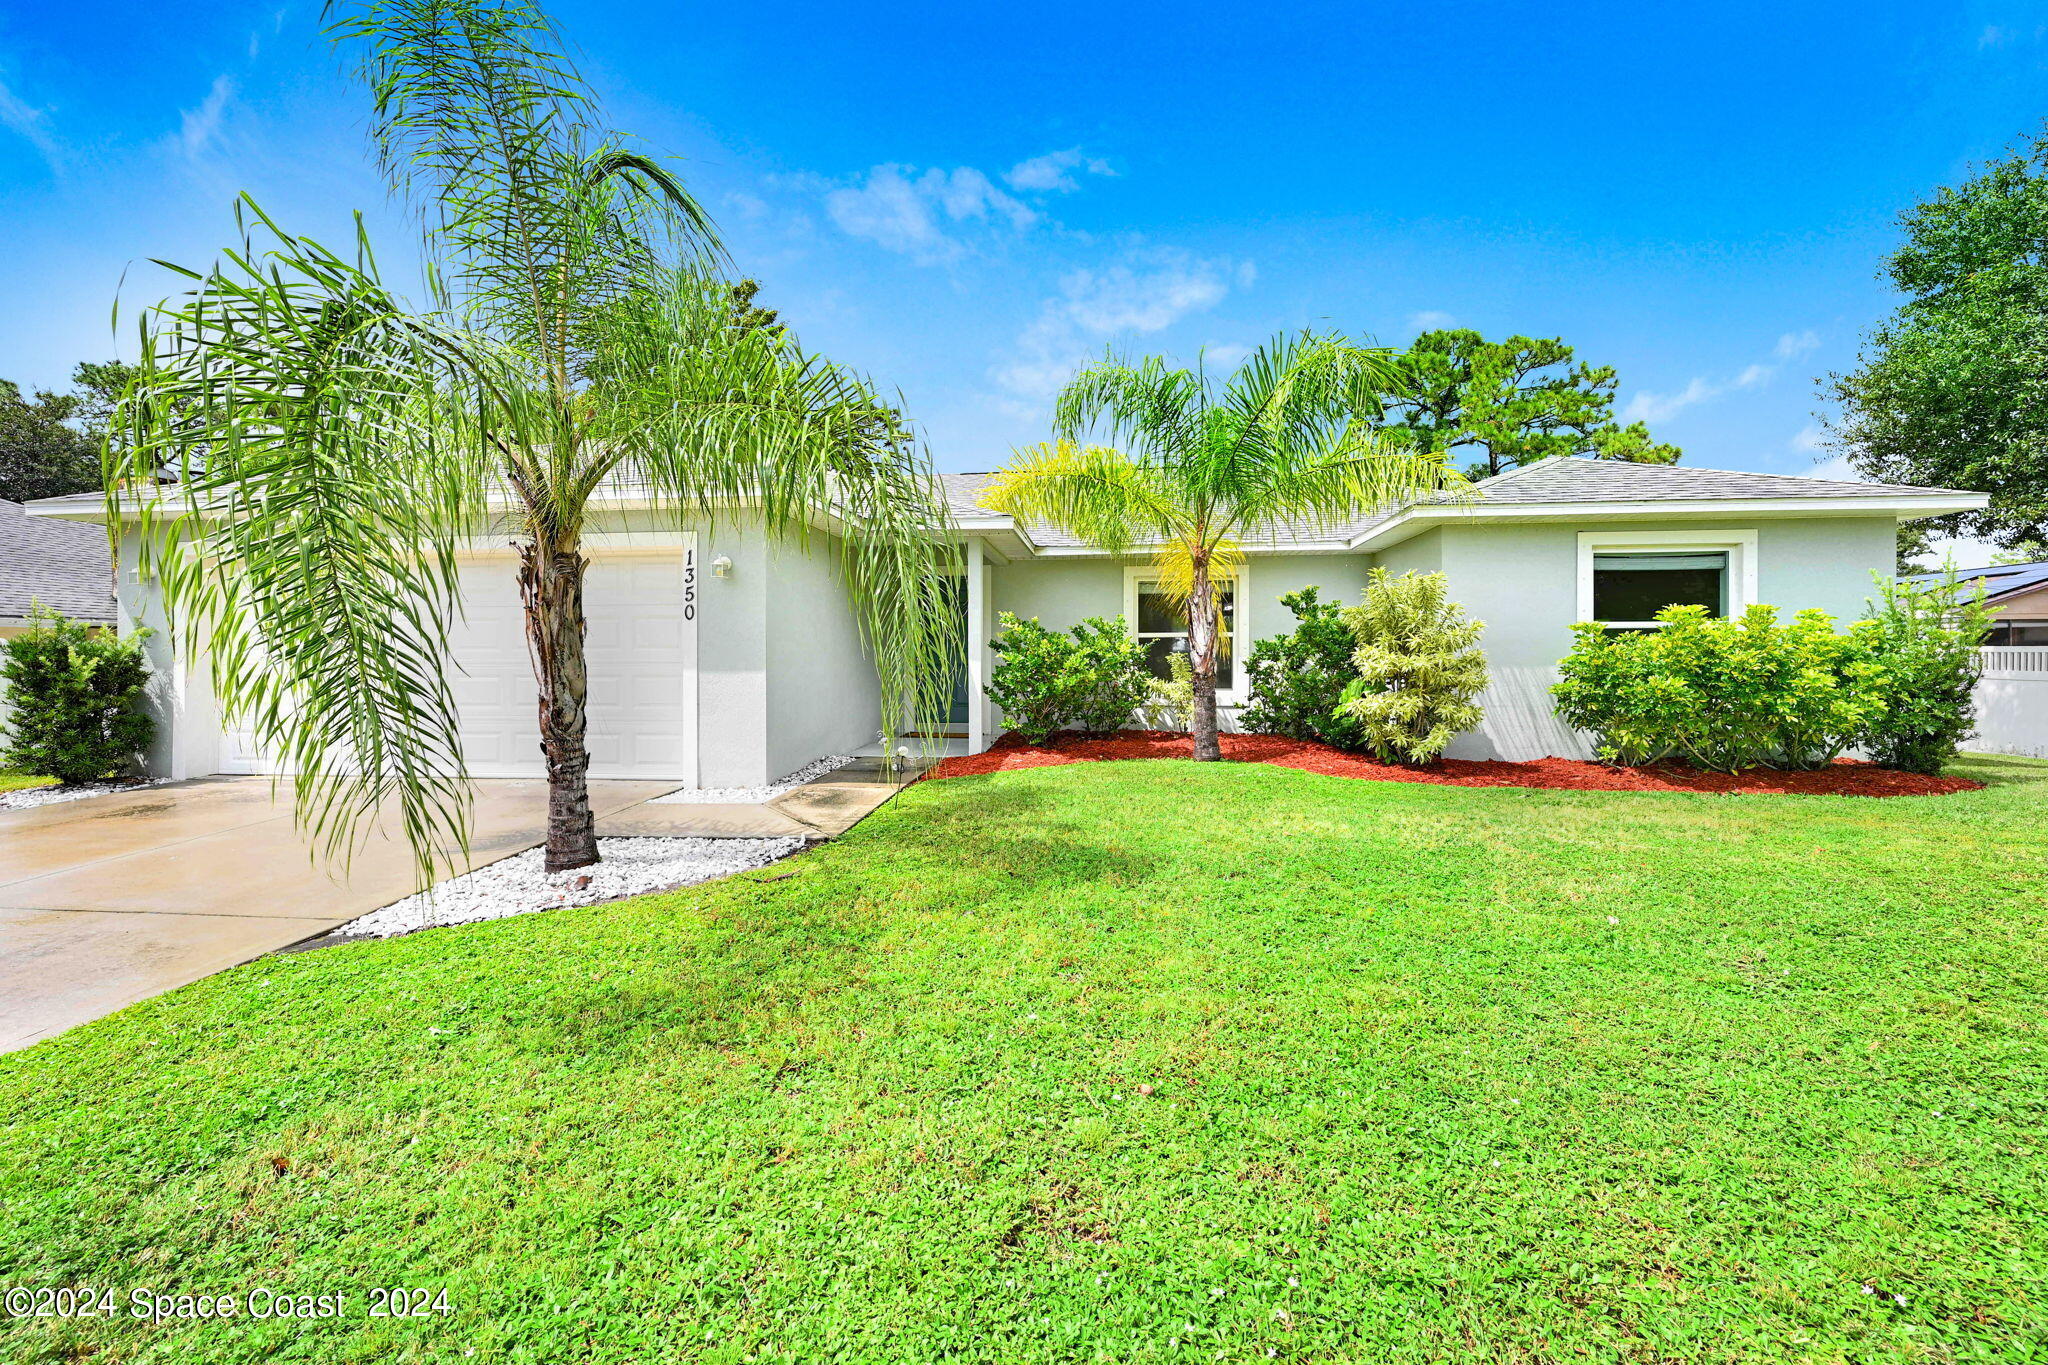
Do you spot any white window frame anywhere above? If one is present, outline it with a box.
[1576,528,1758,628]
[1123,564,1249,701]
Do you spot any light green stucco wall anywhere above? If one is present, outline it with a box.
[1426,516,1894,675]
[988,552,1373,721]
[1410,514,1898,759]
[1241,555,1375,637]
[1370,527,1442,577]
[990,554,1373,642]
[988,558,1122,631]
[981,515,1899,758]
[690,520,887,785]
[766,531,882,778]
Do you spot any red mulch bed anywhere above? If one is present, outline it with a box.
[926,731,1981,797]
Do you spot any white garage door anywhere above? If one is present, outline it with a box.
[219,546,698,781]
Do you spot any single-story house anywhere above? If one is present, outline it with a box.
[1911,558,2048,646]
[24,459,1986,782]
[1,497,115,637]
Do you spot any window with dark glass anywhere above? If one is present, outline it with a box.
[1592,551,1728,623]
[1986,620,2048,646]
[1133,580,1234,683]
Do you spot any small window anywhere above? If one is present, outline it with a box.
[1132,579,1235,685]
[1592,551,1728,624]
[1987,620,2048,646]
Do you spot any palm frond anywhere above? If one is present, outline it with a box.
[1148,537,1246,607]
[1229,428,1470,536]
[324,0,718,370]
[582,148,722,256]
[979,441,1186,554]
[589,271,962,749]
[1050,355,1204,460]
[110,201,496,883]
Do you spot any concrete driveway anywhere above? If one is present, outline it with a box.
[0,776,673,1054]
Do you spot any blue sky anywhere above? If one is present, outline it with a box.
[3,0,2045,498]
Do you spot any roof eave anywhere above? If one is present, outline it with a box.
[1347,492,1989,552]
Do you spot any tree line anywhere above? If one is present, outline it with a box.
[0,361,135,503]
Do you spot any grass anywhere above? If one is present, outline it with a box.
[2,756,2045,1363]
[0,770,54,793]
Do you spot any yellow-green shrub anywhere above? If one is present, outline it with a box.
[1552,604,1886,771]
[1337,569,1487,764]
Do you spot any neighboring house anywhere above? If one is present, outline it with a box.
[1909,559,2048,645]
[0,498,115,637]
[1905,557,2048,759]
[25,459,1985,782]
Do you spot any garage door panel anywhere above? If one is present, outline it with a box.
[220,548,696,781]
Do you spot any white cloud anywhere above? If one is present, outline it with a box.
[1926,534,2005,569]
[1406,310,1456,332]
[1621,331,1818,424]
[823,163,1037,264]
[1804,453,1860,481]
[816,149,1119,263]
[1774,329,1820,359]
[178,74,235,161]
[722,190,770,222]
[0,75,61,171]
[1203,342,1252,370]
[1622,376,1720,424]
[993,249,1249,405]
[1057,257,1235,334]
[1003,148,1113,193]
[1791,423,1829,454]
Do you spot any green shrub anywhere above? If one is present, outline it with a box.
[1241,586,1368,750]
[1854,571,1993,775]
[1552,604,1887,772]
[1337,570,1487,764]
[986,612,1149,744]
[1146,652,1195,733]
[1,607,154,785]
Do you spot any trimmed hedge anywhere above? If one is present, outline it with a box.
[1,608,154,785]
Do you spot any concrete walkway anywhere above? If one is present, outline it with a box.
[594,757,923,840]
[0,777,670,1054]
[0,760,927,1055]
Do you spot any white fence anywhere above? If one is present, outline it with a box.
[1970,647,2048,758]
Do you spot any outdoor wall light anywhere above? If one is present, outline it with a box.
[710,555,733,579]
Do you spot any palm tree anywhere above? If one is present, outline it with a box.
[981,333,1463,761]
[108,0,955,878]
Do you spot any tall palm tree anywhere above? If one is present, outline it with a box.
[108,0,955,878]
[982,333,1464,761]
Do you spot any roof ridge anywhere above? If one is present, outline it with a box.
[1469,458,1570,489]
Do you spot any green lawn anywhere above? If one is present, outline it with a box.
[3,757,2046,1363]
[0,771,54,794]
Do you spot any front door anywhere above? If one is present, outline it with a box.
[943,576,969,729]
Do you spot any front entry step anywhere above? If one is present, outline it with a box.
[594,756,923,840]
[593,803,817,840]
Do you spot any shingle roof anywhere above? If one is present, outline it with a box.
[940,473,1358,548]
[943,458,1978,550]
[1467,458,1972,504]
[0,499,115,623]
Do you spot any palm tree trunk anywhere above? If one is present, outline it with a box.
[1188,558,1223,762]
[518,536,599,872]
